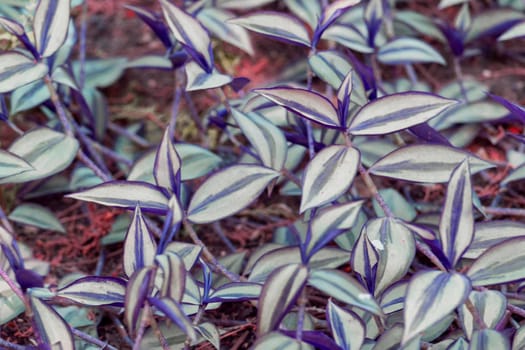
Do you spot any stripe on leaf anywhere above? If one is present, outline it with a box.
[255,87,340,128]
[33,0,70,57]
[370,145,494,183]
[257,263,308,335]
[327,300,365,350]
[56,276,126,307]
[402,271,471,344]
[438,159,473,267]
[348,92,456,136]
[300,145,360,213]
[467,237,525,286]
[0,52,48,93]
[125,266,154,334]
[377,37,446,65]
[155,252,186,302]
[187,164,279,223]
[30,296,74,349]
[228,12,310,47]
[123,205,157,278]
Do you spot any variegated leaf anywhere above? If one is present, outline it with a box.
[231,108,287,171]
[229,12,310,47]
[165,242,202,270]
[33,0,70,57]
[307,200,363,258]
[197,8,254,55]
[125,266,155,334]
[31,296,74,349]
[467,237,525,286]
[67,181,169,214]
[402,271,471,344]
[56,276,126,306]
[160,0,213,72]
[154,128,181,194]
[185,61,232,91]
[321,0,361,28]
[458,290,506,339]
[207,282,262,302]
[0,150,33,179]
[255,87,340,128]
[123,206,157,277]
[0,51,48,93]
[348,92,456,135]
[2,127,78,183]
[300,145,360,213]
[370,145,494,183]
[464,221,525,259]
[155,252,186,302]
[253,332,302,350]
[377,37,446,65]
[149,297,197,342]
[309,269,383,315]
[187,164,279,223]
[367,218,415,295]
[327,300,365,350]
[470,329,510,350]
[257,263,308,335]
[438,159,473,267]
[499,20,525,41]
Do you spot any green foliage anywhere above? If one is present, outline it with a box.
[0,0,524,348]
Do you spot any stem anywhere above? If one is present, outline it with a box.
[464,298,487,329]
[91,142,133,166]
[453,57,468,102]
[482,207,525,217]
[169,70,183,140]
[0,338,33,350]
[404,64,418,88]
[109,314,134,348]
[149,307,170,350]
[78,0,88,89]
[70,327,118,350]
[77,149,112,182]
[183,220,241,282]
[212,222,236,253]
[507,303,525,318]
[358,164,393,217]
[44,76,73,137]
[295,289,307,342]
[0,266,26,309]
[108,122,150,148]
[133,303,151,350]
[305,53,315,159]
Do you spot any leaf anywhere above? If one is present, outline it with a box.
[56,276,126,307]
[309,269,383,316]
[367,218,415,295]
[154,128,181,194]
[284,0,321,29]
[160,0,212,72]
[402,271,471,344]
[33,0,70,57]
[513,325,525,350]
[73,58,128,88]
[0,52,48,93]
[155,252,186,303]
[2,127,78,183]
[123,206,157,278]
[458,290,506,339]
[327,300,365,350]
[372,188,416,221]
[175,144,222,180]
[247,246,349,282]
[466,9,524,42]
[164,242,202,270]
[464,221,525,259]
[253,332,302,350]
[320,0,361,29]
[300,145,360,213]
[438,0,468,9]
[187,164,279,223]
[0,278,25,325]
[229,12,310,47]
[377,37,446,65]
[31,298,74,349]
[207,282,262,302]
[231,108,287,171]
[196,322,220,350]
[185,61,232,91]
[255,87,340,128]
[67,181,169,214]
[8,203,65,233]
[307,200,363,258]
[369,145,495,183]
[470,329,510,350]
[197,8,254,55]
[126,55,173,69]
[0,150,33,179]
[499,20,525,41]
[380,281,408,314]
[438,159,473,267]
[502,164,525,186]
[467,237,525,286]
[348,92,456,136]
[125,266,155,334]
[10,80,50,115]
[257,263,308,335]
[149,297,197,342]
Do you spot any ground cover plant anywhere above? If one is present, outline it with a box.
[0,0,525,348]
